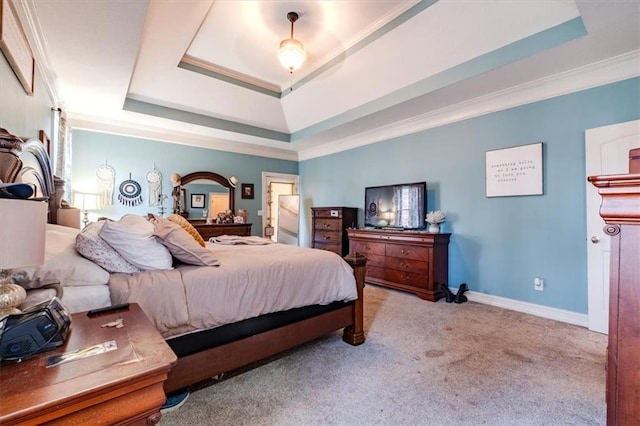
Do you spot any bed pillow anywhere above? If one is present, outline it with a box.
[75,221,142,274]
[99,214,173,271]
[154,220,220,267]
[11,224,110,288]
[167,214,206,247]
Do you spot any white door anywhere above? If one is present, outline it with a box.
[208,193,229,216]
[585,119,640,334]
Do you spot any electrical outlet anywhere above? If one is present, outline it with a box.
[257,210,262,216]
[534,277,544,291]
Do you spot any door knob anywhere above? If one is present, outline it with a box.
[590,236,600,244]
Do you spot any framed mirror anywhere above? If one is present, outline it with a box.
[179,171,235,219]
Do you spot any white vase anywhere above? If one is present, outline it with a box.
[428,223,440,233]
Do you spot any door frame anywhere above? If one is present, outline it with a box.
[261,171,299,237]
[585,119,640,333]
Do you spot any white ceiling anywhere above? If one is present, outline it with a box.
[15,0,640,161]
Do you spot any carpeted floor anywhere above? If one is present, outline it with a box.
[160,285,607,425]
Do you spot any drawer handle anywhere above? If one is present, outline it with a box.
[401,274,411,282]
[401,262,409,269]
[401,249,410,255]
[324,223,330,228]
[323,236,330,240]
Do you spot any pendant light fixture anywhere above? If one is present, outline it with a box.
[277,12,306,74]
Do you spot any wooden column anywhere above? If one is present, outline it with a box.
[588,173,640,426]
[343,252,367,346]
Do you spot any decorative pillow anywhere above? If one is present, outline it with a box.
[75,221,142,274]
[98,214,173,271]
[11,224,110,288]
[167,214,206,247]
[154,220,220,267]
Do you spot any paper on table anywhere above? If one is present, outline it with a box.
[46,340,117,367]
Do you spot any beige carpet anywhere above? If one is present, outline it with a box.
[160,285,607,425]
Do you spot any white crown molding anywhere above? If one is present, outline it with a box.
[25,0,637,166]
[68,113,299,162]
[13,0,64,108]
[298,50,640,161]
[449,287,589,328]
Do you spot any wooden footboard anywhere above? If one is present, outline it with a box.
[164,252,367,393]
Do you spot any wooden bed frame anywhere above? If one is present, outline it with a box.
[1,129,367,394]
[164,253,366,392]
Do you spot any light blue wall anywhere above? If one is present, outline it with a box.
[299,77,640,314]
[71,130,297,234]
[0,56,54,141]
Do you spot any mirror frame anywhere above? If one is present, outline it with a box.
[180,171,235,213]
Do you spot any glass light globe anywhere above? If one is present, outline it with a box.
[278,38,306,72]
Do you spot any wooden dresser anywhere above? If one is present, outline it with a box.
[311,207,358,256]
[588,173,640,426]
[189,220,252,240]
[347,229,450,301]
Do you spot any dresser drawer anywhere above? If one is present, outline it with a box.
[313,208,346,219]
[366,266,385,280]
[362,253,385,268]
[385,269,428,288]
[349,241,385,257]
[386,243,429,261]
[385,258,428,275]
[313,242,341,255]
[314,230,342,244]
[314,218,342,231]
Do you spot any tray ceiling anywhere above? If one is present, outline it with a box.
[17,0,640,160]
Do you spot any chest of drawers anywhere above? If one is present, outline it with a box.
[311,207,358,257]
[347,229,450,301]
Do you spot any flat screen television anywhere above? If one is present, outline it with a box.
[364,182,426,229]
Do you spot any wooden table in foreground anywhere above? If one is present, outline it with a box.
[0,303,177,425]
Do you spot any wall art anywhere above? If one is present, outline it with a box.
[0,0,35,94]
[241,183,254,199]
[486,142,543,197]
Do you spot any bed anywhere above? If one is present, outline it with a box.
[0,128,366,393]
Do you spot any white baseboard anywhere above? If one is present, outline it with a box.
[451,287,589,328]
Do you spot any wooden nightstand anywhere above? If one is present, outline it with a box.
[0,303,177,425]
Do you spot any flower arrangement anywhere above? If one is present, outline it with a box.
[425,210,446,224]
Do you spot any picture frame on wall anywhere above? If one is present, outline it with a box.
[241,183,254,199]
[191,193,205,208]
[485,142,543,197]
[0,0,35,95]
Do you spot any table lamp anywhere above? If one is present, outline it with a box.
[0,199,47,319]
[73,191,100,228]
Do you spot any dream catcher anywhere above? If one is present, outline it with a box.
[96,162,116,206]
[118,173,143,207]
[146,167,162,206]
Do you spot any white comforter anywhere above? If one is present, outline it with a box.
[109,243,357,338]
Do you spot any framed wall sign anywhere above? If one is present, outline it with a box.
[486,142,543,197]
[191,193,205,208]
[0,0,35,95]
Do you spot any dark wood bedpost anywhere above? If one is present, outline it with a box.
[342,252,367,345]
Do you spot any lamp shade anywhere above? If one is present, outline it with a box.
[278,38,306,72]
[0,199,47,270]
[73,192,100,211]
